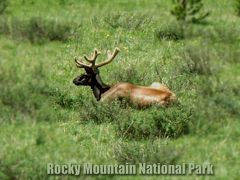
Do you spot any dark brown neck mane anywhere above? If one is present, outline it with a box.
[85,68,110,101]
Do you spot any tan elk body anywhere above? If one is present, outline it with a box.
[73,47,177,107]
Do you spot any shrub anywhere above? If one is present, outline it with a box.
[115,105,191,139]
[58,0,66,6]
[112,63,146,85]
[154,22,184,41]
[10,17,29,40]
[46,87,81,109]
[212,23,240,44]
[114,141,182,164]
[156,0,210,41]
[0,0,8,14]
[199,77,240,117]
[183,22,240,44]
[181,46,212,75]
[0,81,61,122]
[0,15,9,34]
[235,0,240,16]
[28,16,74,43]
[0,160,18,180]
[217,44,240,64]
[190,77,240,134]
[104,12,152,30]
[171,0,210,24]
[0,16,77,43]
[0,63,66,123]
[79,100,129,124]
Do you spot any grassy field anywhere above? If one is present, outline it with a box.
[0,0,239,179]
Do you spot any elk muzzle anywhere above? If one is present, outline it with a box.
[73,74,92,86]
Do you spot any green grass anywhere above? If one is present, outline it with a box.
[0,0,239,179]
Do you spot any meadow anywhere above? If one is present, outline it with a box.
[0,0,239,179]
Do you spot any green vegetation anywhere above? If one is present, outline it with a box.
[0,16,77,43]
[0,0,239,179]
[236,0,240,16]
[0,0,8,14]
[171,0,210,23]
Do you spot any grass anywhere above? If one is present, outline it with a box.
[0,16,78,43]
[0,0,239,179]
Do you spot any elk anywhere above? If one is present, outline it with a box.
[73,47,177,108]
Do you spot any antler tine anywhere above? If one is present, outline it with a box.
[75,57,91,68]
[84,49,101,64]
[95,47,120,68]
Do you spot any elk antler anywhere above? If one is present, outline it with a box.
[75,48,101,68]
[95,47,120,68]
[75,47,120,69]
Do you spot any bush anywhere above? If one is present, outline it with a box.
[190,77,240,134]
[0,0,8,14]
[0,16,7,33]
[112,63,146,85]
[0,63,65,123]
[182,22,240,44]
[10,17,29,40]
[211,24,240,44]
[216,44,240,64]
[115,105,191,139]
[79,100,129,124]
[0,160,18,180]
[104,12,152,30]
[46,87,82,109]
[114,141,182,164]
[0,82,61,122]
[181,46,212,75]
[171,0,210,24]
[235,0,240,16]
[199,77,240,117]
[0,16,77,43]
[28,16,74,43]
[155,22,184,41]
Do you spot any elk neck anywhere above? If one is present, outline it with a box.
[90,70,110,101]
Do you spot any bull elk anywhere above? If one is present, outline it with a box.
[73,47,177,108]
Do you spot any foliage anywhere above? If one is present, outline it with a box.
[104,12,152,30]
[235,0,240,16]
[193,77,240,126]
[171,0,210,24]
[80,100,127,124]
[114,141,182,164]
[115,105,191,139]
[0,0,239,179]
[0,16,77,43]
[0,0,8,14]
[112,63,146,84]
[155,22,184,41]
[182,45,212,75]
[78,94,191,140]
[0,63,63,122]
[28,16,75,43]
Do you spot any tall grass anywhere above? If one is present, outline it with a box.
[0,0,8,14]
[0,0,239,179]
[235,0,240,16]
[0,16,78,43]
[80,100,126,124]
[104,12,152,30]
[154,22,184,41]
[78,98,191,139]
[189,75,240,135]
[182,46,212,75]
[115,105,191,139]
[114,141,182,164]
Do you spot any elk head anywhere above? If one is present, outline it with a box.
[73,47,120,100]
